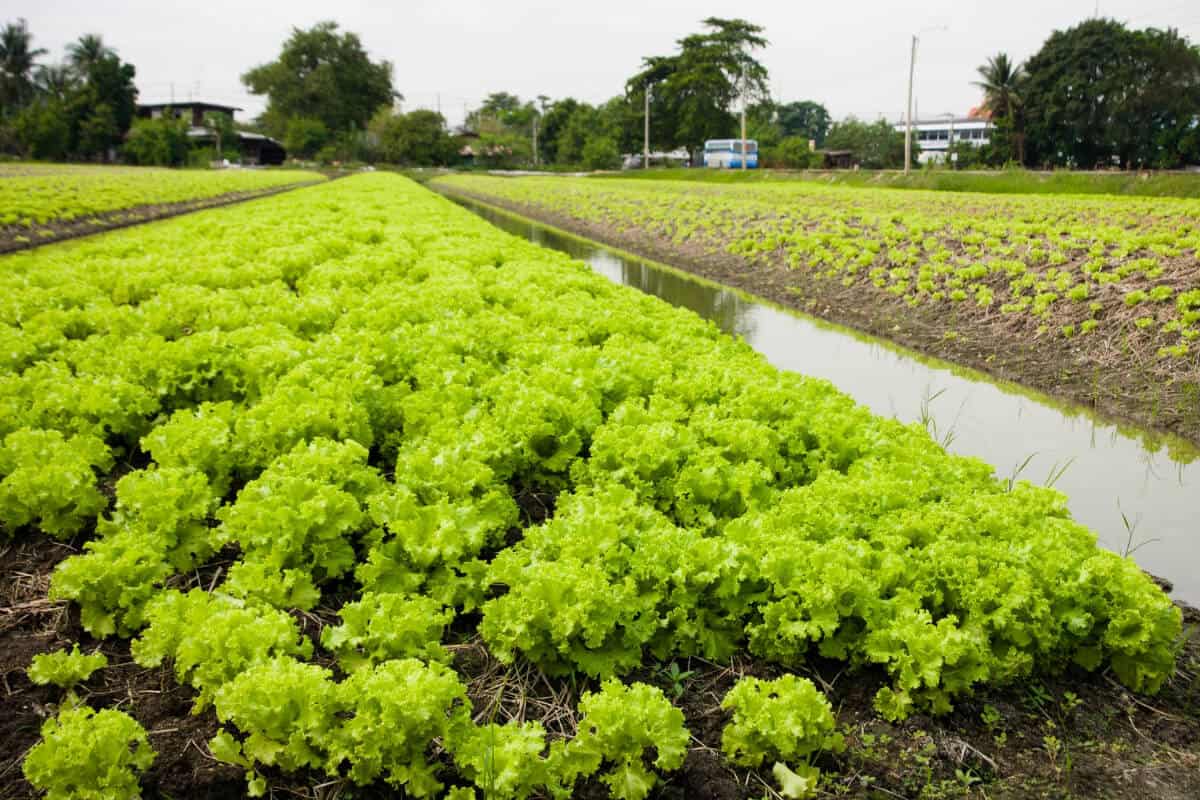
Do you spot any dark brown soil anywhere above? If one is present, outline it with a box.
[3,526,1197,800]
[436,187,1200,450]
[0,180,325,255]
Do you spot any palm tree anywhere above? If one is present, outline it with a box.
[66,33,114,76]
[0,18,47,114]
[34,63,76,101]
[973,52,1025,163]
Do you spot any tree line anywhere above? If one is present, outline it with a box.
[2,16,1197,169]
[1,22,137,161]
[975,18,1200,169]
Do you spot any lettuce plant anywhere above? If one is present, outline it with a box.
[23,706,155,800]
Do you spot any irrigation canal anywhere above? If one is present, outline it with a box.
[447,193,1200,607]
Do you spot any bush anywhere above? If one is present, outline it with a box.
[771,136,823,169]
[369,109,456,166]
[284,117,330,159]
[123,115,191,166]
[825,118,908,169]
[189,146,239,167]
[14,100,71,161]
[476,131,532,168]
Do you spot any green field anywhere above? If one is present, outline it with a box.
[435,174,1200,442]
[0,173,1188,799]
[0,163,324,228]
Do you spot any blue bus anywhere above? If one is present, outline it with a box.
[703,139,758,168]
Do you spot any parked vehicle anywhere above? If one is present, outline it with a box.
[703,139,758,168]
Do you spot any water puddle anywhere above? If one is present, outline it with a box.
[447,193,1200,605]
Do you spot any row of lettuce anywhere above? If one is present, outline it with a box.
[0,164,324,228]
[1,174,1181,798]
[433,175,1200,359]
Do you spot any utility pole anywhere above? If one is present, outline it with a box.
[740,75,747,170]
[905,26,946,175]
[904,34,917,176]
[740,103,747,170]
[644,82,650,169]
[532,114,538,167]
[947,113,955,168]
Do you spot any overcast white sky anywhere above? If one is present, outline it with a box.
[10,1,1200,128]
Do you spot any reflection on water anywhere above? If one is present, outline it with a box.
[451,195,1200,606]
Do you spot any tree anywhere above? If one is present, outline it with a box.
[14,97,69,159]
[34,63,76,101]
[0,18,41,154]
[776,101,831,145]
[73,102,118,158]
[3,26,136,161]
[202,111,235,158]
[67,50,137,159]
[824,118,908,169]
[1,19,46,116]
[369,108,454,165]
[553,104,599,164]
[581,135,621,170]
[973,53,1024,162]
[1021,19,1200,168]
[538,97,582,163]
[745,101,782,149]
[476,129,531,168]
[595,95,642,155]
[470,92,532,128]
[66,34,114,75]
[242,21,394,140]
[626,18,770,153]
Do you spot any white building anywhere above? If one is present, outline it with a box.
[892,117,994,164]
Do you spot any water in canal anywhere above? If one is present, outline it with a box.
[448,194,1200,606]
